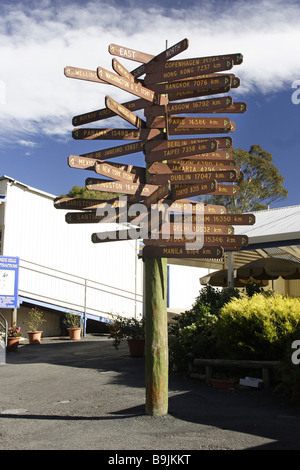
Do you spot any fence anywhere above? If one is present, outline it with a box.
[18,258,143,326]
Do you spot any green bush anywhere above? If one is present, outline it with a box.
[214,293,300,360]
[169,303,218,370]
[168,286,242,370]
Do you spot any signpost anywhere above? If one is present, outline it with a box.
[58,38,251,418]
[0,256,19,309]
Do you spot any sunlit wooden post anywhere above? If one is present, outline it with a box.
[144,256,168,416]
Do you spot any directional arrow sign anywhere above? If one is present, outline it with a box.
[149,116,232,131]
[72,98,149,126]
[68,154,98,171]
[145,139,218,163]
[79,141,144,161]
[144,97,233,117]
[130,38,189,78]
[97,66,168,105]
[109,43,155,63]
[64,66,106,84]
[54,197,120,210]
[171,180,217,200]
[72,127,162,141]
[148,170,238,185]
[148,75,231,95]
[158,223,234,236]
[167,85,231,102]
[144,58,233,85]
[142,245,224,259]
[147,161,237,175]
[105,96,146,128]
[86,178,158,198]
[170,213,255,225]
[144,52,243,74]
[143,181,171,208]
[112,58,136,82]
[208,184,240,196]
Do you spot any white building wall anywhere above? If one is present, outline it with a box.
[168,264,210,311]
[2,179,143,321]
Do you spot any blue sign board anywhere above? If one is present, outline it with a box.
[0,256,19,308]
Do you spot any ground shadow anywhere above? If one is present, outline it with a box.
[3,336,300,450]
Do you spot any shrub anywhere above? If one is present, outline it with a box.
[169,304,218,370]
[214,293,300,360]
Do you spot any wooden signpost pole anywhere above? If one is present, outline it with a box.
[59,38,249,417]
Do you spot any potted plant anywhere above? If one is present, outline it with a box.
[26,307,46,344]
[6,324,22,352]
[63,312,82,340]
[109,315,145,357]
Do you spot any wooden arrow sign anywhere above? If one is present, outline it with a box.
[149,170,238,185]
[72,98,150,126]
[148,116,232,132]
[72,127,162,141]
[64,66,106,84]
[105,95,146,128]
[171,180,217,200]
[145,139,218,163]
[97,66,168,105]
[79,141,144,161]
[144,52,243,75]
[147,161,237,175]
[148,75,231,95]
[144,58,233,85]
[109,43,155,63]
[144,97,233,117]
[130,38,189,78]
[142,245,224,259]
[86,177,158,197]
[208,184,240,196]
[170,213,255,225]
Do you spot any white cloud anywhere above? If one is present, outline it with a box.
[1,0,300,144]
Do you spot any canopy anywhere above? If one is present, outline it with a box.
[237,257,300,280]
[200,269,268,288]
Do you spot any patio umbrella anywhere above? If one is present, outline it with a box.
[237,257,300,281]
[200,269,267,288]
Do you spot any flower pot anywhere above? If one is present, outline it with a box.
[27,331,43,344]
[67,327,82,340]
[127,339,145,357]
[6,337,20,352]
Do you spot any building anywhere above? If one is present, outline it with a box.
[0,175,207,337]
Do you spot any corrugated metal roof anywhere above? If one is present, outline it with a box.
[235,205,300,245]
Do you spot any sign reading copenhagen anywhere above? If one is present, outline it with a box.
[58,38,252,261]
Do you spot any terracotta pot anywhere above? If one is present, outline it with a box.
[6,337,20,352]
[27,331,43,344]
[67,327,82,340]
[127,339,145,357]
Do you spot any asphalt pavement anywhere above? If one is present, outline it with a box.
[1,334,300,454]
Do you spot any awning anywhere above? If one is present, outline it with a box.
[200,269,268,288]
[237,258,300,280]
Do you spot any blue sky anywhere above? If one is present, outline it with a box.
[1,0,300,208]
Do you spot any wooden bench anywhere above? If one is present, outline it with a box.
[186,354,280,390]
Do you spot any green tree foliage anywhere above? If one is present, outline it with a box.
[202,145,288,212]
[60,185,119,200]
